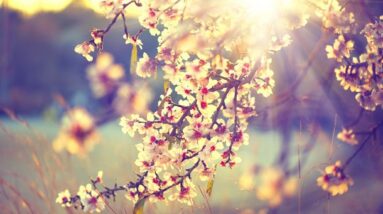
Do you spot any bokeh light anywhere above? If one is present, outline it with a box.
[2,0,72,15]
[0,0,141,17]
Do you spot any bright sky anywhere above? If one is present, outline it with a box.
[0,0,141,17]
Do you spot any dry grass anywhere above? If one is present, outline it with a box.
[1,109,383,214]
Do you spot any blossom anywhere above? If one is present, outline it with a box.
[197,167,215,181]
[125,188,141,203]
[184,117,211,142]
[334,65,360,92]
[197,139,223,165]
[239,170,255,191]
[161,7,182,27]
[77,184,105,213]
[98,0,128,19]
[169,179,197,205]
[337,129,358,145]
[136,53,158,78]
[362,16,383,49]
[317,161,353,196]
[123,34,143,49]
[174,78,195,102]
[326,16,383,112]
[56,189,71,207]
[58,0,379,212]
[91,29,104,47]
[184,59,210,82]
[253,57,275,97]
[138,6,160,35]
[95,171,103,184]
[356,91,377,111]
[316,0,356,34]
[119,114,148,137]
[326,35,354,62]
[256,168,297,207]
[53,108,100,157]
[74,41,95,61]
[371,88,383,106]
[270,34,292,51]
[87,52,125,97]
[195,82,220,118]
[113,82,153,115]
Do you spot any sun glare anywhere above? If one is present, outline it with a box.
[242,0,278,15]
[5,0,72,16]
[239,0,295,20]
[0,0,141,17]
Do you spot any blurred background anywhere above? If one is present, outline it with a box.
[0,0,383,213]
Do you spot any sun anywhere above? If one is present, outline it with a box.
[238,0,295,20]
[241,0,278,15]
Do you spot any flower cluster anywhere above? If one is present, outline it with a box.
[99,0,133,19]
[53,52,153,157]
[74,1,142,61]
[114,2,314,204]
[58,0,383,212]
[325,35,354,62]
[67,0,312,209]
[317,161,353,196]
[56,171,106,213]
[87,52,153,116]
[325,14,383,111]
[315,0,357,34]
